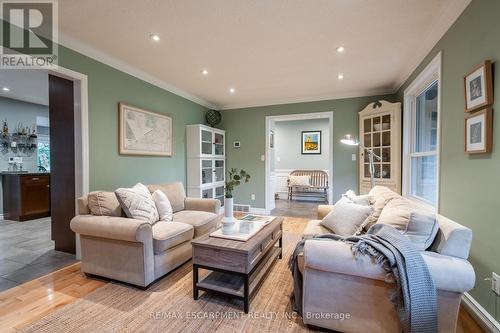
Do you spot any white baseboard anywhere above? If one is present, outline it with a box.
[462,292,500,333]
[249,207,270,215]
[0,213,4,220]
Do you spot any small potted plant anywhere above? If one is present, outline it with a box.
[222,168,251,234]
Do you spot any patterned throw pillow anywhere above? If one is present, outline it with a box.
[288,175,310,187]
[115,183,159,223]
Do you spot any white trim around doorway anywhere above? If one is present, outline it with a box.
[265,111,334,214]
[48,66,89,259]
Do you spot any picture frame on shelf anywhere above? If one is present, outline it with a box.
[465,108,493,154]
[118,103,172,156]
[301,130,321,155]
[464,60,493,113]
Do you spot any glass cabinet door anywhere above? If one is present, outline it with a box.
[215,186,224,206]
[201,159,213,184]
[202,188,213,199]
[214,160,224,182]
[362,113,392,180]
[201,129,213,155]
[214,132,224,156]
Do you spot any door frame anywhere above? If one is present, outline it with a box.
[265,111,334,213]
[48,66,89,258]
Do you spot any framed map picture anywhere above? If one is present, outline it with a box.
[301,130,321,154]
[464,60,493,113]
[465,108,492,154]
[119,103,172,156]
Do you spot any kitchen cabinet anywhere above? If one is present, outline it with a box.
[2,173,51,221]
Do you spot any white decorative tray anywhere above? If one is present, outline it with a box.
[210,215,276,242]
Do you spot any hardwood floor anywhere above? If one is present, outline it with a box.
[0,216,485,332]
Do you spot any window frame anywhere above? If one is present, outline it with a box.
[403,52,442,212]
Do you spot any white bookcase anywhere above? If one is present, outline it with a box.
[186,124,226,206]
[358,101,402,194]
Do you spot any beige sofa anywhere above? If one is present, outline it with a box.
[299,187,475,333]
[71,182,221,287]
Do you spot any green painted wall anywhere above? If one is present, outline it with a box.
[395,0,500,318]
[56,46,207,191]
[220,94,396,208]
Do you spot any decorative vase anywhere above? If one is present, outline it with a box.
[222,197,237,235]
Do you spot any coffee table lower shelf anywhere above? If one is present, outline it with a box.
[193,246,282,313]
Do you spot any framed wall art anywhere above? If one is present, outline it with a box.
[465,108,493,154]
[119,103,173,156]
[464,60,493,113]
[301,130,321,155]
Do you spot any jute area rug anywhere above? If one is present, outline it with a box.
[21,227,318,333]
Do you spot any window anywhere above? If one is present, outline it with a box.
[403,53,441,209]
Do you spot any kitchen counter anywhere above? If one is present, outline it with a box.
[1,171,50,176]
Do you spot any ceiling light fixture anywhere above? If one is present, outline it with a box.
[150,34,160,42]
[201,69,208,75]
[336,46,345,53]
[229,88,235,94]
[337,74,344,80]
[2,87,9,92]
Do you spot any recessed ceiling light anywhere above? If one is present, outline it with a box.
[150,34,160,42]
[201,69,208,75]
[229,88,235,94]
[336,46,345,53]
[337,74,344,80]
[2,87,9,92]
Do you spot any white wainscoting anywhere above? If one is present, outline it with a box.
[273,169,329,201]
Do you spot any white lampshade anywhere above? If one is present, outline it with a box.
[340,134,359,146]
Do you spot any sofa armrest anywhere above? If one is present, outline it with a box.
[304,239,386,281]
[317,205,334,220]
[422,251,475,293]
[184,197,221,214]
[70,215,152,243]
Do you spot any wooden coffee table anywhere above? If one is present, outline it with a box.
[191,216,283,313]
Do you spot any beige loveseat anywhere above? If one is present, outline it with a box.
[299,186,475,333]
[71,182,221,287]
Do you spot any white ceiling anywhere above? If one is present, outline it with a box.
[0,69,49,106]
[57,0,470,109]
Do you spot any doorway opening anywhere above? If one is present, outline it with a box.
[265,112,333,217]
[0,67,88,292]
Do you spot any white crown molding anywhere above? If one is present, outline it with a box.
[392,0,471,92]
[58,32,218,110]
[219,87,395,110]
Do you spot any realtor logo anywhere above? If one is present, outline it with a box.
[1,0,58,68]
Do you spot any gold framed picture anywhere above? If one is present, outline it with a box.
[464,60,493,113]
[465,108,493,154]
[118,103,172,156]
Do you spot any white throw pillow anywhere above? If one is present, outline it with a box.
[288,175,310,187]
[115,183,159,223]
[152,189,173,222]
[343,190,373,206]
[320,197,372,236]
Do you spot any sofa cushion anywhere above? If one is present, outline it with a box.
[87,191,122,217]
[152,190,173,222]
[321,197,372,236]
[173,210,219,237]
[405,211,440,251]
[302,219,331,239]
[152,221,194,254]
[147,182,186,213]
[115,183,159,223]
[376,197,415,231]
[361,186,402,231]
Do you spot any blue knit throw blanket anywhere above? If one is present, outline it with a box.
[289,224,437,333]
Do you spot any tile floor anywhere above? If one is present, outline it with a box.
[0,217,77,291]
[271,199,320,219]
